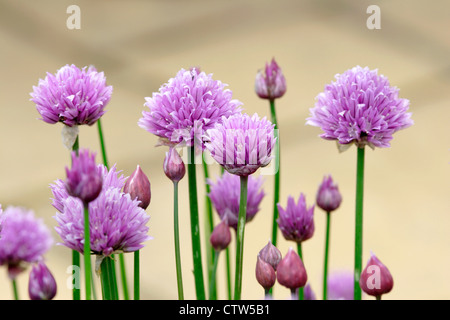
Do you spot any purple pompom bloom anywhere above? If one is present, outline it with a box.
[255,58,286,100]
[204,113,276,176]
[0,206,53,279]
[207,171,265,230]
[277,194,315,243]
[65,149,103,206]
[316,175,342,212]
[28,261,57,300]
[327,270,354,300]
[138,68,242,148]
[306,66,413,149]
[30,64,112,127]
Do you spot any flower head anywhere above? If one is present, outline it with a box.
[138,68,242,148]
[255,58,286,100]
[65,149,103,205]
[204,113,276,176]
[316,175,342,212]
[28,261,57,300]
[30,64,112,127]
[277,194,315,243]
[123,165,151,210]
[359,252,394,298]
[208,171,265,230]
[163,147,186,182]
[327,270,354,300]
[276,247,307,290]
[306,66,413,149]
[255,255,276,290]
[210,219,231,252]
[258,241,282,271]
[0,206,53,279]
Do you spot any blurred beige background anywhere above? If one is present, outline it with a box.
[0,0,449,300]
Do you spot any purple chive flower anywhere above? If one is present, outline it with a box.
[52,164,151,257]
[138,67,242,148]
[255,255,276,290]
[255,58,287,100]
[359,252,394,298]
[0,206,53,279]
[65,149,103,206]
[207,171,265,230]
[204,113,276,176]
[276,247,307,291]
[123,165,151,210]
[327,270,354,300]
[304,283,316,300]
[277,194,315,243]
[306,66,413,150]
[316,175,342,212]
[163,147,186,182]
[28,261,57,300]
[209,219,232,252]
[30,64,112,127]
[258,241,282,271]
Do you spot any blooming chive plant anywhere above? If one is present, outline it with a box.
[9,61,411,302]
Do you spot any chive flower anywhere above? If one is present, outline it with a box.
[138,67,242,148]
[255,58,286,100]
[359,252,394,298]
[28,261,57,300]
[306,66,413,149]
[0,206,53,279]
[327,270,355,300]
[123,165,151,210]
[277,194,315,243]
[316,175,342,212]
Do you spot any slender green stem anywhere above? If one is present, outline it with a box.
[234,175,248,300]
[100,257,118,300]
[297,242,304,300]
[173,181,184,300]
[225,247,232,300]
[12,279,19,300]
[118,255,129,300]
[354,146,365,300]
[376,295,381,300]
[134,250,140,300]
[72,135,81,300]
[83,205,92,300]
[187,145,205,300]
[202,157,216,299]
[97,118,109,168]
[269,99,280,247]
[323,212,331,300]
[209,251,220,300]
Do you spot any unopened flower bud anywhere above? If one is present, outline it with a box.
[255,58,286,100]
[276,247,307,290]
[163,147,186,182]
[255,255,276,290]
[65,149,103,205]
[359,252,394,298]
[258,241,282,271]
[210,219,231,251]
[28,262,57,300]
[304,283,316,300]
[316,175,342,212]
[123,165,151,209]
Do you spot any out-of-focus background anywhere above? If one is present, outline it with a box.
[0,0,449,300]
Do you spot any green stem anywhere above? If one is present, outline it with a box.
[376,295,381,300]
[323,212,331,300]
[233,175,248,300]
[72,135,81,300]
[202,157,216,299]
[354,146,365,300]
[100,257,118,300]
[134,251,140,300]
[297,242,304,300]
[173,181,184,300]
[12,279,19,300]
[118,254,129,300]
[83,205,92,300]
[226,247,232,300]
[269,99,280,247]
[209,251,220,300]
[97,118,109,168]
[187,145,205,300]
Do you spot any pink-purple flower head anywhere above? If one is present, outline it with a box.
[28,261,57,300]
[255,58,287,100]
[306,66,413,150]
[277,194,315,243]
[30,64,112,127]
[316,175,342,212]
[138,67,242,148]
[204,113,276,176]
[0,206,53,279]
[65,149,103,206]
[208,171,265,230]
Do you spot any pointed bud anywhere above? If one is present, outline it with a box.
[304,283,316,300]
[65,149,103,205]
[258,241,282,271]
[123,165,151,209]
[359,252,394,298]
[255,255,276,290]
[316,175,342,212]
[210,219,231,251]
[163,147,186,182]
[276,247,307,290]
[28,262,57,300]
[255,58,286,100]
